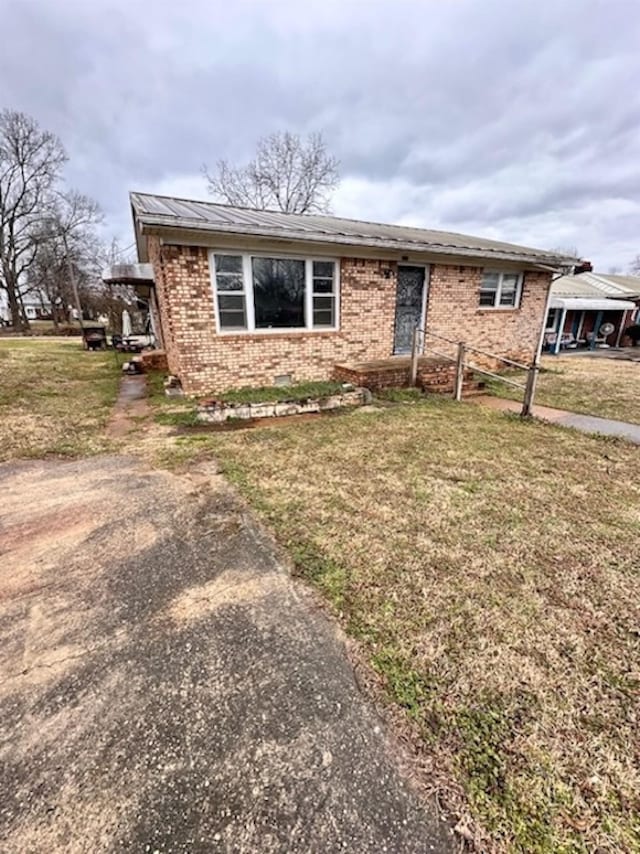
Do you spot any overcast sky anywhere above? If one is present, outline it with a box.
[2,0,639,269]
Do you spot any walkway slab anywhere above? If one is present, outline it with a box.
[473,395,640,444]
[0,456,453,853]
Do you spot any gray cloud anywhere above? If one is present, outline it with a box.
[1,0,639,268]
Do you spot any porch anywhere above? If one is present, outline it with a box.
[333,355,482,396]
[545,296,636,354]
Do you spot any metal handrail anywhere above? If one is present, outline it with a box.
[417,328,459,346]
[463,343,531,372]
[465,364,527,390]
[426,347,457,363]
[420,327,532,372]
[411,325,538,416]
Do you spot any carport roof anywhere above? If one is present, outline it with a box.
[549,296,636,311]
[130,191,576,268]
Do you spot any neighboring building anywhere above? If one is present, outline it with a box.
[0,287,52,324]
[128,192,573,395]
[546,272,640,353]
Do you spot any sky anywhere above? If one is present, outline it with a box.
[1,0,639,270]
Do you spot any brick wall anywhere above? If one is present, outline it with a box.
[148,241,552,395]
[426,265,551,367]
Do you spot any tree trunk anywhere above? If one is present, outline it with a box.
[5,274,29,331]
[15,287,31,332]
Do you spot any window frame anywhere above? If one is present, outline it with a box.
[545,307,560,331]
[210,250,340,335]
[478,270,523,310]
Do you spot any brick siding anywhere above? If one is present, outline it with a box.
[147,240,552,395]
[426,265,551,368]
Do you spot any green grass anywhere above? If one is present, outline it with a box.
[182,398,640,852]
[374,387,425,403]
[0,338,121,461]
[210,380,346,405]
[487,355,640,425]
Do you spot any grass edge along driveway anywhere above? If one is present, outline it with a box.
[181,398,640,853]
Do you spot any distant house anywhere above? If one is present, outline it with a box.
[545,272,640,353]
[0,287,52,325]
[123,192,573,395]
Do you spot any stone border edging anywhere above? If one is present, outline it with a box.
[197,387,371,423]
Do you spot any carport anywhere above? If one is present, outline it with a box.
[547,296,636,353]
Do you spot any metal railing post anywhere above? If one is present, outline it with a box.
[410,327,420,387]
[521,363,539,417]
[454,341,465,401]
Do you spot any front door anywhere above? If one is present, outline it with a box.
[393,265,425,354]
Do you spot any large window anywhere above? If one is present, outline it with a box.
[253,257,305,328]
[212,253,338,332]
[479,271,522,309]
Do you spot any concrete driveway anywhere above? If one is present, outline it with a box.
[0,456,453,852]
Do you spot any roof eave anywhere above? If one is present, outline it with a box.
[135,215,572,270]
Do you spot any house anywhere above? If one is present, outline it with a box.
[127,192,573,395]
[0,287,52,325]
[545,272,640,353]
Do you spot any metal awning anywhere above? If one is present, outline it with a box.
[102,263,155,285]
[549,297,636,311]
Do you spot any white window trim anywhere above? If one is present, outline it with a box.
[479,270,523,310]
[210,250,340,335]
[545,306,559,331]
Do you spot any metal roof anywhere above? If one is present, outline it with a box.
[590,273,640,297]
[102,263,155,285]
[130,191,575,267]
[552,272,640,300]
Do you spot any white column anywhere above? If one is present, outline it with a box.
[554,308,567,355]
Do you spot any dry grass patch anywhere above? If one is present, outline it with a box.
[488,355,640,425]
[198,400,640,852]
[0,338,120,462]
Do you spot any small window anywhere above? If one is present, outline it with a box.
[312,260,336,328]
[214,255,247,329]
[545,307,559,331]
[479,271,522,309]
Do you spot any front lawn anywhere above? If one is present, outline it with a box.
[487,355,640,425]
[191,399,640,852]
[0,338,121,461]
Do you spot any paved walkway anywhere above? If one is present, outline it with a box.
[0,455,453,853]
[106,374,150,438]
[475,395,640,444]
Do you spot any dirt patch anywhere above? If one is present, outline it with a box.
[166,570,286,625]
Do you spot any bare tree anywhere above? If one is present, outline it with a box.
[629,255,640,276]
[204,132,339,214]
[0,110,67,328]
[28,191,103,328]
